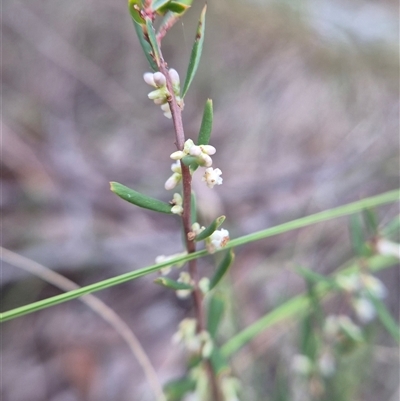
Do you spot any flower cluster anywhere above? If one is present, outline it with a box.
[143,69,182,118]
[172,318,213,358]
[170,139,216,167]
[176,272,194,298]
[170,192,183,215]
[336,272,387,323]
[206,228,230,253]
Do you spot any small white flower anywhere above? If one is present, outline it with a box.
[352,297,376,323]
[202,167,223,188]
[169,68,180,87]
[171,193,183,215]
[362,274,387,299]
[376,238,400,259]
[198,277,210,294]
[318,351,336,377]
[291,354,313,375]
[165,161,182,190]
[207,228,229,253]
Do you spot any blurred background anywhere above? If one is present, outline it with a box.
[2,0,399,400]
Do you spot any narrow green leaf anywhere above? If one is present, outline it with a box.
[128,0,145,25]
[350,214,370,257]
[197,99,213,145]
[209,249,235,290]
[133,20,158,71]
[181,155,198,166]
[154,277,193,290]
[145,17,161,66]
[1,191,398,322]
[110,182,172,214]
[207,292,225,338]
[191,191,197,225]
[210,347,230,376]
[296,267,338,289]
[363,208,379,237]
[366,291,400,342]
[159,1,190,14]
[152,0,171,13]
[181,5,207,98]
[163,377,196,401]
[195,216,226,242]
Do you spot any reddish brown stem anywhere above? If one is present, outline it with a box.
[158,55,221,401]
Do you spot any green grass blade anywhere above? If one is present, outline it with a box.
[228,190,399,248]
[1,190,398,322]
[181,5,206,98]
[110,182,173,214]
[197,99,213,145]
[220,255,399,357]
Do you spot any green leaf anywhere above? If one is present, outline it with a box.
[154,277,193,291]
[350,214,370,257]
[145,17,161,66]
[163,377,196,401]
[133,20,158,71]
[159,1,190,14]
[197,99,213,145]
[191,191,197,225]
[195,216,226,242]
[128,0,145,25]
[209,249,235,290]
[363,208,379,237]
[296,267,338,289]
[207,292,225,338]
[1,190,398,322]
[210,347,230,376]
[181,5,207,98]
[366,291,400,343]
[110,182,172,214]
[152,0,171,14]
[181,155,199,166]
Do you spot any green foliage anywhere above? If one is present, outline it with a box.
[163,377,196,401]
[133,20,158,71]
[207,292,225,338]
[110,182,173,214]
[209,249,235,290]
[181,5,207,98]
[194,215,226,241]
[197,99,213,145]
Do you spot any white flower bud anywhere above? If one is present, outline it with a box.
[362,274,387,299]
[168,68,180,86]
[200,145,216,155]
[291,354,313,375]
[198,153,213,167]
[189,145,202,157]
[376,238,400,259]
[165,172,181,190]
[352,297,376,323]
[143,72,156,86]
[153,72,167,87]
[202,167,223,188]
[148,88,163,100]
[171,161,182,174]
[170,150,185,160]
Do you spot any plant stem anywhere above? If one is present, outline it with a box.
[159,57,221,401]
